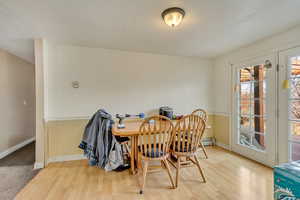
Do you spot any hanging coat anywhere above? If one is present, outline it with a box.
[79,109,123,171]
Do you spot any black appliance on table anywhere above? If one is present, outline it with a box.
[159,106,173,119]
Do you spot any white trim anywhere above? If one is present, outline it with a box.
[213,112,231,117]
[216,142,230,151]
[46,111,218,122]
[0,137,35,159]
[206,111,215,116]
[34,162,44,169]
[45,116,90,122]
[47,154,86,164]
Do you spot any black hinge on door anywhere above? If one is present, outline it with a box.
[276,64,280,72]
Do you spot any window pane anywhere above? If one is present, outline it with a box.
[253,65,266,81]
[239,132,252,147]
[290,56,300,78]
[252,116,266,134]
[240,99,251,115]
[240,83,251,99]
[289,100,300,120]
[290,121,300,141]
[253,134,265,151]
[290,79,300,98]
[290,142,300,161]
[253,81,266,99]
[240,116,252,133]
[240,68,252,82]
[252,100,265,116]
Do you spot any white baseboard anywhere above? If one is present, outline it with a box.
[0,137,35,159]
[216,142,230,151]
[47,154,86,164]
[34,162,44,170]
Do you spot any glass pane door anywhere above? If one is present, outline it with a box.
[279,49,300,163]
[239,65,266,151]
[288,56,300,161]
[232,54,276,167]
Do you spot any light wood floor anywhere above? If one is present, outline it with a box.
[16,147,273,200]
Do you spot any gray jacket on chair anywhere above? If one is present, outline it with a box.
[79,109,123,171]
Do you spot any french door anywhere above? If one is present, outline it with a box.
[278,47,300,163]
[232,54,277,167]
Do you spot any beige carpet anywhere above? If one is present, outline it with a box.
[0,142,39,200]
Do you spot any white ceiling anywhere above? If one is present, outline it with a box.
[1,0,300,63]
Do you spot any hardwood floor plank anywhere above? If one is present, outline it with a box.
[15,147,273,200]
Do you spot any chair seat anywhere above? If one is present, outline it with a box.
[171,142,195,153]
[138,144,167,158]
[144,151,166,158]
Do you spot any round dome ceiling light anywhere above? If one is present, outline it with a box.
[162,7,185,27]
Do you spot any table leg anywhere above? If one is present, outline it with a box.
[134,136,139,172]
[130,136,136,174]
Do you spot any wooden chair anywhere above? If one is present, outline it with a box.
[137,115,175,194]
[191,109,209,159]
[171,114,206,187]
[191,109,207,121]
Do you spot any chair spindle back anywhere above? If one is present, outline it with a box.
[191,109,207,122]
[139,115,174,158]
[172,115,206,153]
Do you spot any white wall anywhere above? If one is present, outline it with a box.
[213,24,300,115]
[44,42,214,120]
[0,49,35,154]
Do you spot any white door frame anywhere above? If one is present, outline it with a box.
[230,53,277,167]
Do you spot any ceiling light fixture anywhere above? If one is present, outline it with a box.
[162,7,185,27]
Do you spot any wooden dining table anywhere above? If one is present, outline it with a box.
[112,120,145,174]
[112,120,211,174]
